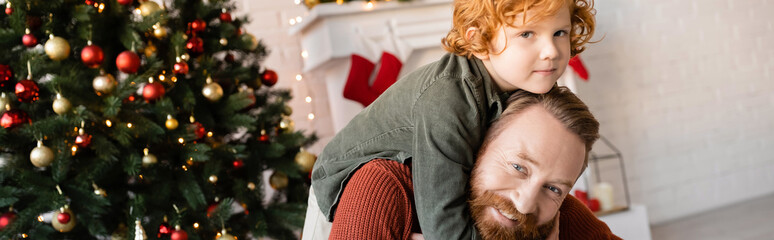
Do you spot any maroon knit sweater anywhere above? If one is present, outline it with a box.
[330,159,621,240]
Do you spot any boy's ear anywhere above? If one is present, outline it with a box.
[466,27,489,60]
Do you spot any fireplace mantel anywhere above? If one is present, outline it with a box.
[289,0,454,132]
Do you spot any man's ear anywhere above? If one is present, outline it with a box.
[466,27,489,60]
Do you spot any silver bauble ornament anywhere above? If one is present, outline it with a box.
[30,141,55,167]
[45,35,71,61]
[141,148,157,167]
[52,93,72,115]
[202,78,224,102]
[93,73,117,95]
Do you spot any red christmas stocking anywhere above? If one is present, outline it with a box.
[568,55,589,81]
[371,51,402,94]
[343,54,379,107]
[343,52,403,107]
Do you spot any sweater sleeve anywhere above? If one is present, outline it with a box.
[559,195,622,240]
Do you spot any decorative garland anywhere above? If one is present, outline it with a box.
[302,0,412,9]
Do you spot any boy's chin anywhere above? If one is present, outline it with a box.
[518,82,557,94]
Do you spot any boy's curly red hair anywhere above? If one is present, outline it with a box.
[442,0,596,57]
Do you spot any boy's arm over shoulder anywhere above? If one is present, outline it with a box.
[411,75,484,240]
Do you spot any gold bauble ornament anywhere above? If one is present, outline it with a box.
[141,148,157,167]
[305,0,320,8]
[44,35,71,61]
[202,78,224,102]
[219,38,228,46]
[30,141,55,167]
[208,175,218,184]
[52,93,72,115]
[93,73,117,95]
[269,171,289,190]
[241,33,258,50]
[279,117,294,132]
[247,182,256,190]
[216,229,236,240]
[165,115,178,130]
[144,43,157,58]
[282,105,293,116]
[139,1,161,17]
[52,206,76,232]
[152,24,167,39]
[180,53,190,61]
[0,93,9,113]
[295,150,317,173]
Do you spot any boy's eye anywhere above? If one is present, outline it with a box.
[512,163,526,173]
[519,32,534,38]
[554,30,569,37]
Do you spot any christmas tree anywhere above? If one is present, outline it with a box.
[0,0,317,239]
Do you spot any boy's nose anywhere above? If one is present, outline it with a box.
[539,39,559,60]
[511,184,540,215]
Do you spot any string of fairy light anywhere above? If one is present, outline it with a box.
[286,0,398,126]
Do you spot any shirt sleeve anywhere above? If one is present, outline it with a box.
[411,78,483,240]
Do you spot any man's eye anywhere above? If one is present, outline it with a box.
[519,32,534,38]
[554,30,569,37]
[512,163,526,173]
[546,186,562,195]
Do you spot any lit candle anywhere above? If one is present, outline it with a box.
[593,182,614,211]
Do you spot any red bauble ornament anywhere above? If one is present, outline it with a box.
[57,212,71,224]
[85,0,95,5]
[173,61,189,75]
[185,36,204,57]
[233,159,245,169]
[170,229,188,240]
[116,50,141,74]
[15,79,40,103]
[190,19,206,33]
[261,70,278,87]
[258,132,269,142]
[117,0,133,5]
[22,33,38,48]
[142,82,165,102]
[0,64,13,87]
[0,211,16,230]
[192,122,205,139]
[219,12,232,23]
[1,109,30,129]
[206,202,218,217]
[158,222,171,238]
[235,28,243,36]
[224,53,235,63]
[75,133,92,148]
[81,44,104,68]
[5,7,12,15]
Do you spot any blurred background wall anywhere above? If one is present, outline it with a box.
[578,0,774,224]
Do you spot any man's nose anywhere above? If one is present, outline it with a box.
[512,184,540,215]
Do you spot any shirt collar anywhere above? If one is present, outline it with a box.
[471,57,509,121]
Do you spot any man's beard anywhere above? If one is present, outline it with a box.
[469,189,556,240]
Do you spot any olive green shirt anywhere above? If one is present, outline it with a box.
[312,53,509,239]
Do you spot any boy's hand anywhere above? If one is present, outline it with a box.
[547,211,560,240]
[409,233,425,240]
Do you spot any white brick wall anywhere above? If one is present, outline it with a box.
[578,0,774,224]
